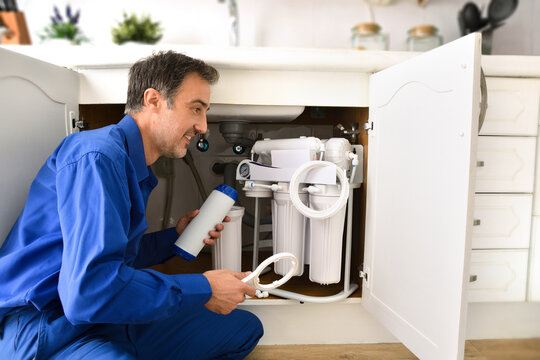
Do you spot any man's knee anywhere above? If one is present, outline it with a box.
[232,309,264,349]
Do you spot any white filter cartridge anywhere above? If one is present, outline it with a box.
[212,206,245,272]
[309,189,346,285]
[174,184,237,261]
[271,188,307,276]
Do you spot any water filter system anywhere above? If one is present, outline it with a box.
[236,136,363,303]
[174,136,363,303]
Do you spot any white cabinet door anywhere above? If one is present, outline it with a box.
[362,33,482,360]
[0,48,79,245]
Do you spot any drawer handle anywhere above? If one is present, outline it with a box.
[476,161,485,167]
[473,219,481,226]
[469,275,478,283]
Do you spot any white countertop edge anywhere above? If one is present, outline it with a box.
[2,44,539,78]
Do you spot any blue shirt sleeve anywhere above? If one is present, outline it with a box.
[133,228,178,269]
[56,152,212,325]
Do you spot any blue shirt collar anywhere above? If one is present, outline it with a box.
[117,115,148,182]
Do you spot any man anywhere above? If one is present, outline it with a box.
[0,51,263,359]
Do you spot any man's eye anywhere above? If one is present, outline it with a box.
[194,107,201,114]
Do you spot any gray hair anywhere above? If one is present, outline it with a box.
[125,50,219,114]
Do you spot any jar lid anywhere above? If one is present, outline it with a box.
[352,22,381,35]
[409,24,438,37]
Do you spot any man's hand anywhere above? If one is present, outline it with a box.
[203,269,256,315]
[175,210,231,246]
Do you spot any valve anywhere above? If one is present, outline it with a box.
[233,144,246,155]
[197,134,209,152]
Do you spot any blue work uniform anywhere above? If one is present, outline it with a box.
[0,115,263,359]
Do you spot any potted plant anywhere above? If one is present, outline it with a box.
[111,12,163,45]
[39,5,89,45]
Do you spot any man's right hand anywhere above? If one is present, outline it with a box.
[203,269,257,315]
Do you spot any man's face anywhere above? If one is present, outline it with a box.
[154,72,210,159]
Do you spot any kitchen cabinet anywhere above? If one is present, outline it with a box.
[1,33,540,359]
[470,77,540,303]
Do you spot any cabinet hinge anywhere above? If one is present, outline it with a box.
[363,120,373,134]
[359,264,370,288]
[71,113,89,131]
[359,264,368,281]
[359,270,368,281]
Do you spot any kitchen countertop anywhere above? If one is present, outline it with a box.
[1,44,539,78]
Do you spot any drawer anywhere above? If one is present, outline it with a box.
[475,136,536,193]
[468,250,528,302]
[472,194,532,249]
[479,78,540,136]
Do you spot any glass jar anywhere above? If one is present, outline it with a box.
[351,22,388,51]
[406,25,442,52]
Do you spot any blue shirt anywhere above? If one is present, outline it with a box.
[0,115,211,325]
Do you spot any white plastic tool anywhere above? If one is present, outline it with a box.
[242,252,298,298]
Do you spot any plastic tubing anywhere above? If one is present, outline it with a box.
[289,161,349,220]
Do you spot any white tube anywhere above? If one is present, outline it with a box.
[252,197,260,269]
[268,284,359,304]
[349,166,357,185]
[289,161,349,220]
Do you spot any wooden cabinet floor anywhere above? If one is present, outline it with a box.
[245,338,540,360]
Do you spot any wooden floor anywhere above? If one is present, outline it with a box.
[245,339,540,360]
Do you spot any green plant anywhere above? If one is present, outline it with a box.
[39,5,89,44]
[111,13,163,45]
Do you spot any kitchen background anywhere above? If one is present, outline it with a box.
[14,0,540,55]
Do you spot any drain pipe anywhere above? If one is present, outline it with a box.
[219,122,255,155]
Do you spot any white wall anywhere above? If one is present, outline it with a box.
[18,0,539,55]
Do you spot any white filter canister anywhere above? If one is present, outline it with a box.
[324,138,352,171]
[212,206,245,272]
[174,184,237,261]
[271,189,307,276]
[309,189,346,285]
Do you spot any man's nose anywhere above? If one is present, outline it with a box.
[195,116,208,134]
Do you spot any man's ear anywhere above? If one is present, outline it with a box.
[143,88,163,110]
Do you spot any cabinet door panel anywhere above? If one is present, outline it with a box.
[468,250,528,302]
[475,136,536,193]
[479,78,540,136]
[0,48,78,244]
[472,194,532,249]
[363,33,481,360]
